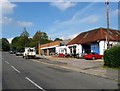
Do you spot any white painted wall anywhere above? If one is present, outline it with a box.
[67,44,77,54]
[99,41,107,55]
[56,46,67,54]
[109,41,119,45]
[99,41,119,55]
[67,44,82,54]
[76,44,82,54]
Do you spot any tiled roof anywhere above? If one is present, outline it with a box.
[67,28,120,45]
[61,39,71,45]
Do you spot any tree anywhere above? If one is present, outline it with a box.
[2,38,10,51]
[33,31,53,53]
[54,38,63,41]
[20,27,29,38]
[20,27,29,47]
[29,38,36,47]
[33,31,52,46]
[11,36,24,52]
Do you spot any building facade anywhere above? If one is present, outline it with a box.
[38,28,120,56]
[38,39,71,56]
[67,28,120,55]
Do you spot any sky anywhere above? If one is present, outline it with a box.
[1,0,119,43]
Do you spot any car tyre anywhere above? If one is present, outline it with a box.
[92,57,95,60]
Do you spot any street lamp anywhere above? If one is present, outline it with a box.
[106,0,110,49]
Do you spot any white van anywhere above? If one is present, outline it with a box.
[23,47,36,59]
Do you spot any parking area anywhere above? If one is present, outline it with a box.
[36,55,118,81]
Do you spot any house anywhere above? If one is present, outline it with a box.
[67,28,120,55]
[38,39,71,56]
[56,39,71,55]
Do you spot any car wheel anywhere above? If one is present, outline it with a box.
[25,56,27,59]
[92,57,95,60]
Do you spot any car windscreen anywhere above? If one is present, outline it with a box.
[28,49,35,52]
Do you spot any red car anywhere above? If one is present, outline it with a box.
[83,52,102,60]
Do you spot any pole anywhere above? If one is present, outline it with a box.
[106,0,110,49]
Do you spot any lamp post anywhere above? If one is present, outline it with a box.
[106,0,110,49]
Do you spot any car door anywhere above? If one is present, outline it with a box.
[95,53,100,59]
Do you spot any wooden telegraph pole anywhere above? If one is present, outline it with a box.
[106,0,110,49]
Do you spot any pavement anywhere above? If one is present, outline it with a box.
[36,55,119,81]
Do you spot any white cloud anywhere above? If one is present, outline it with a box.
[17,21,33,27]
[1,0,17,15]
[7,37,13,43]
[110,9,119,16]
[48,3,100,39]
[2,16,13,24]
[50,1,77,11]
[80,15,99,23]
[60,33,78,40]
[49,12,99,33]
[2,16,33,27]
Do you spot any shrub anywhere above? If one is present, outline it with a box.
[103,45,120,68]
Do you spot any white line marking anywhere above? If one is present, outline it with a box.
[25,77,44,90]
[11,66,20,73]
[5,61,9,64]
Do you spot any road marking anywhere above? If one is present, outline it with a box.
[25,77,44,90]
[11,66,20,73]
[5,61,9,64]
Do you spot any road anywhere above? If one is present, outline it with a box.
[2,52,119,90]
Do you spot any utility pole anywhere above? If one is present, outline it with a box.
[106,0,110,49]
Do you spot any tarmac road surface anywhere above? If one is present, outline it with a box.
[2,52,119,90]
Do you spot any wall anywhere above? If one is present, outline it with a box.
[56,46,66,54]
[99,41,107,55]
[67,44,82,54]
[99,41,119,55]
[76,44,82,54]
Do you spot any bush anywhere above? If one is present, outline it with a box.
[103,45,120,68]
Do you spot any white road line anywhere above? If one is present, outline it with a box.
[5,61,9,64]
[11,66,20,73]
[25,77,44,90]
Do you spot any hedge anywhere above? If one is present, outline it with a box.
[103,45,120,68]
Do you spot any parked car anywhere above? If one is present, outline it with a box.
[23,47,36,59]
[64,53,70,57]
[83,52,102,60]
[16,51,23,56]
[9,50,16,54]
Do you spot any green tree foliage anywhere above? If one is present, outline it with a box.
[1,38,10,51]
[29,38,36,47]
[33,31,52,47]
[11,36,24,52]
[20,27,29,37]
[54,38,63,41]
[20,27,30,47]
[11,29,53,52]
[103,45,120,68]
[33,31,53,54]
